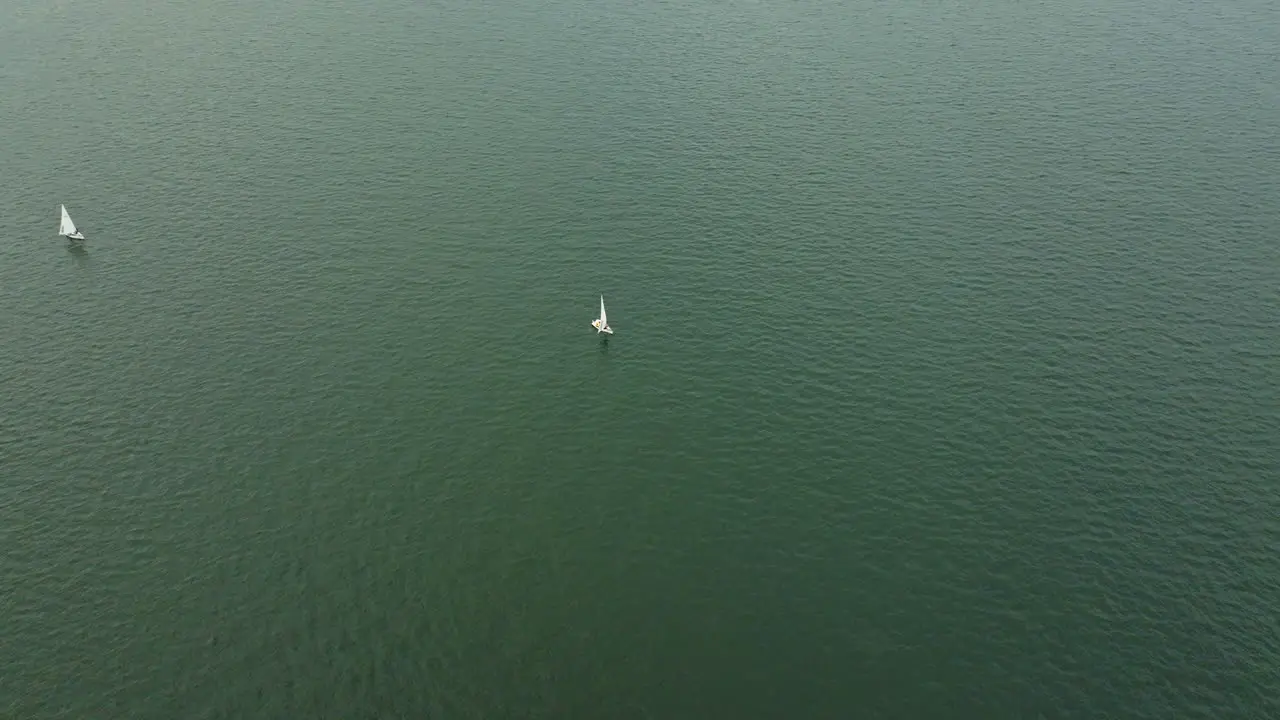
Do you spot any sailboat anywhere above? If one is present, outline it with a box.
[59,205,85,240]
[591,295,613,334]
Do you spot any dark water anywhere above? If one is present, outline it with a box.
[2,0,1278,717]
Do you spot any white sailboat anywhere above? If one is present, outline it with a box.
[59,205,84,240]
[591,294,613,334]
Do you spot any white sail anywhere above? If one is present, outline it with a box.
[59,205,78,236]
[591,294,613,334]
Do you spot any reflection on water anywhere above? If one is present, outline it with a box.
[67,241,89,269]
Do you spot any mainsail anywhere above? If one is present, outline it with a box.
[59,205,79,237]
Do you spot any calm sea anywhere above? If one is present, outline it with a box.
[2,0,1277,717]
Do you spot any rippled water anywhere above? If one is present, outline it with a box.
[2,0,1278,717]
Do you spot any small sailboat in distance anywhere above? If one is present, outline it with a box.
[59,205,85,240]
[591,294,613,334]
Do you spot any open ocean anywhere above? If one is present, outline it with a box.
[2,0,1278,717]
